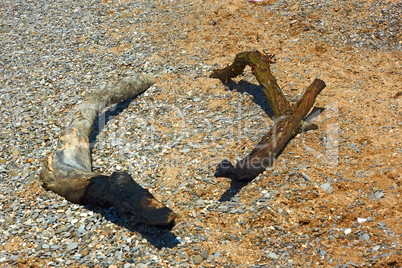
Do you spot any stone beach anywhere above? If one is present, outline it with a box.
[0,0,401,267]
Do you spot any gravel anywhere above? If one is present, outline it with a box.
[1,0,401,267]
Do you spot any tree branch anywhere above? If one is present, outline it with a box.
[212,51,326,181]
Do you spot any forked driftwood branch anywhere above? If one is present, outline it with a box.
[211,50,326,181]
[40,74,176,226]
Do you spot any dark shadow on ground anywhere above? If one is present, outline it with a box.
[218,79,273,202]
[85,205,180,249]
[218,180,249,202]
[227,79,275,120]
[89,96,137,151]
[85,94,179,249]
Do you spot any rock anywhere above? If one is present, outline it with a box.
[374,191,384,199]
[268,252,279,260]
[357,217,367,223]
[80,249,89,256]
[196,199,204,207]
[347,233,354,241]
[362,234,370,241]
[193,255,203,264]
[200,249,208,259]
[373,245,380,252]
[78,223,86,234]
[301,173,311,182]
[182,148,191,153]
[213,251,221,258]
[66,242,78,252]
[377,222,386,229]
[263,193,271,199]
[349,261,359,268]
[321,183,333,194]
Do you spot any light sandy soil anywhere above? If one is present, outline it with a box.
[142,0,402,266]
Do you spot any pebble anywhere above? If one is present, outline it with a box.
[362,234,370,241]
[349,261,359,268]
[213,251,221,258]
[78,223,86,234]
[301,173,311,183]
[357,217,367,223]
[373,245,381,252]
[377,222,387,229]
[321,183,333,194]
[347,233,355,241]
[200,249,208,259]
[66,242,78,252]
[193,255,203,264]
[80,249,89,256]
[268,252,279,260]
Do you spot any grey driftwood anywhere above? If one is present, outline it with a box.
[40,73,177,226]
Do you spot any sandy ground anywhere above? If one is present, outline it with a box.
[142,0,402,266]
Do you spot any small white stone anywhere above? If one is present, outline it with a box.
[357,217,367,223]
[344,228,352,235]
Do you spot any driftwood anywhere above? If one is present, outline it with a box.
[40,74,177,226]
[211,50,326,181]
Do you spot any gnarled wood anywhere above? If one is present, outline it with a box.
[40,74,176,226]
[211,51,326,181]
[210,51,290,117]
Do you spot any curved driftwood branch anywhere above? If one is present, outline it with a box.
[211,51,326,181]
[40,74,176,226]
[210,51,290,117]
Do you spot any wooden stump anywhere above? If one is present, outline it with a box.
[40,74,177,226]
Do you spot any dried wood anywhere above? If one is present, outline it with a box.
[211,51,326,181]
[40,74,176,226]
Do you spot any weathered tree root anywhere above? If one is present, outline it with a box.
[40,74,177,226]
[211,50,326,181]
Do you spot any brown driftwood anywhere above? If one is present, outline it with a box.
[211,50,326,181]
[40,74,177,226]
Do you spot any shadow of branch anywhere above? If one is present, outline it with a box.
[89,96,138,150]
[227,79,275,120]
[218,180,249,202]
[85,93,179,249]
[85,205,180,249]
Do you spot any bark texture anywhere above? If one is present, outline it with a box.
[40,74,176,226]
[211,51,326,181]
